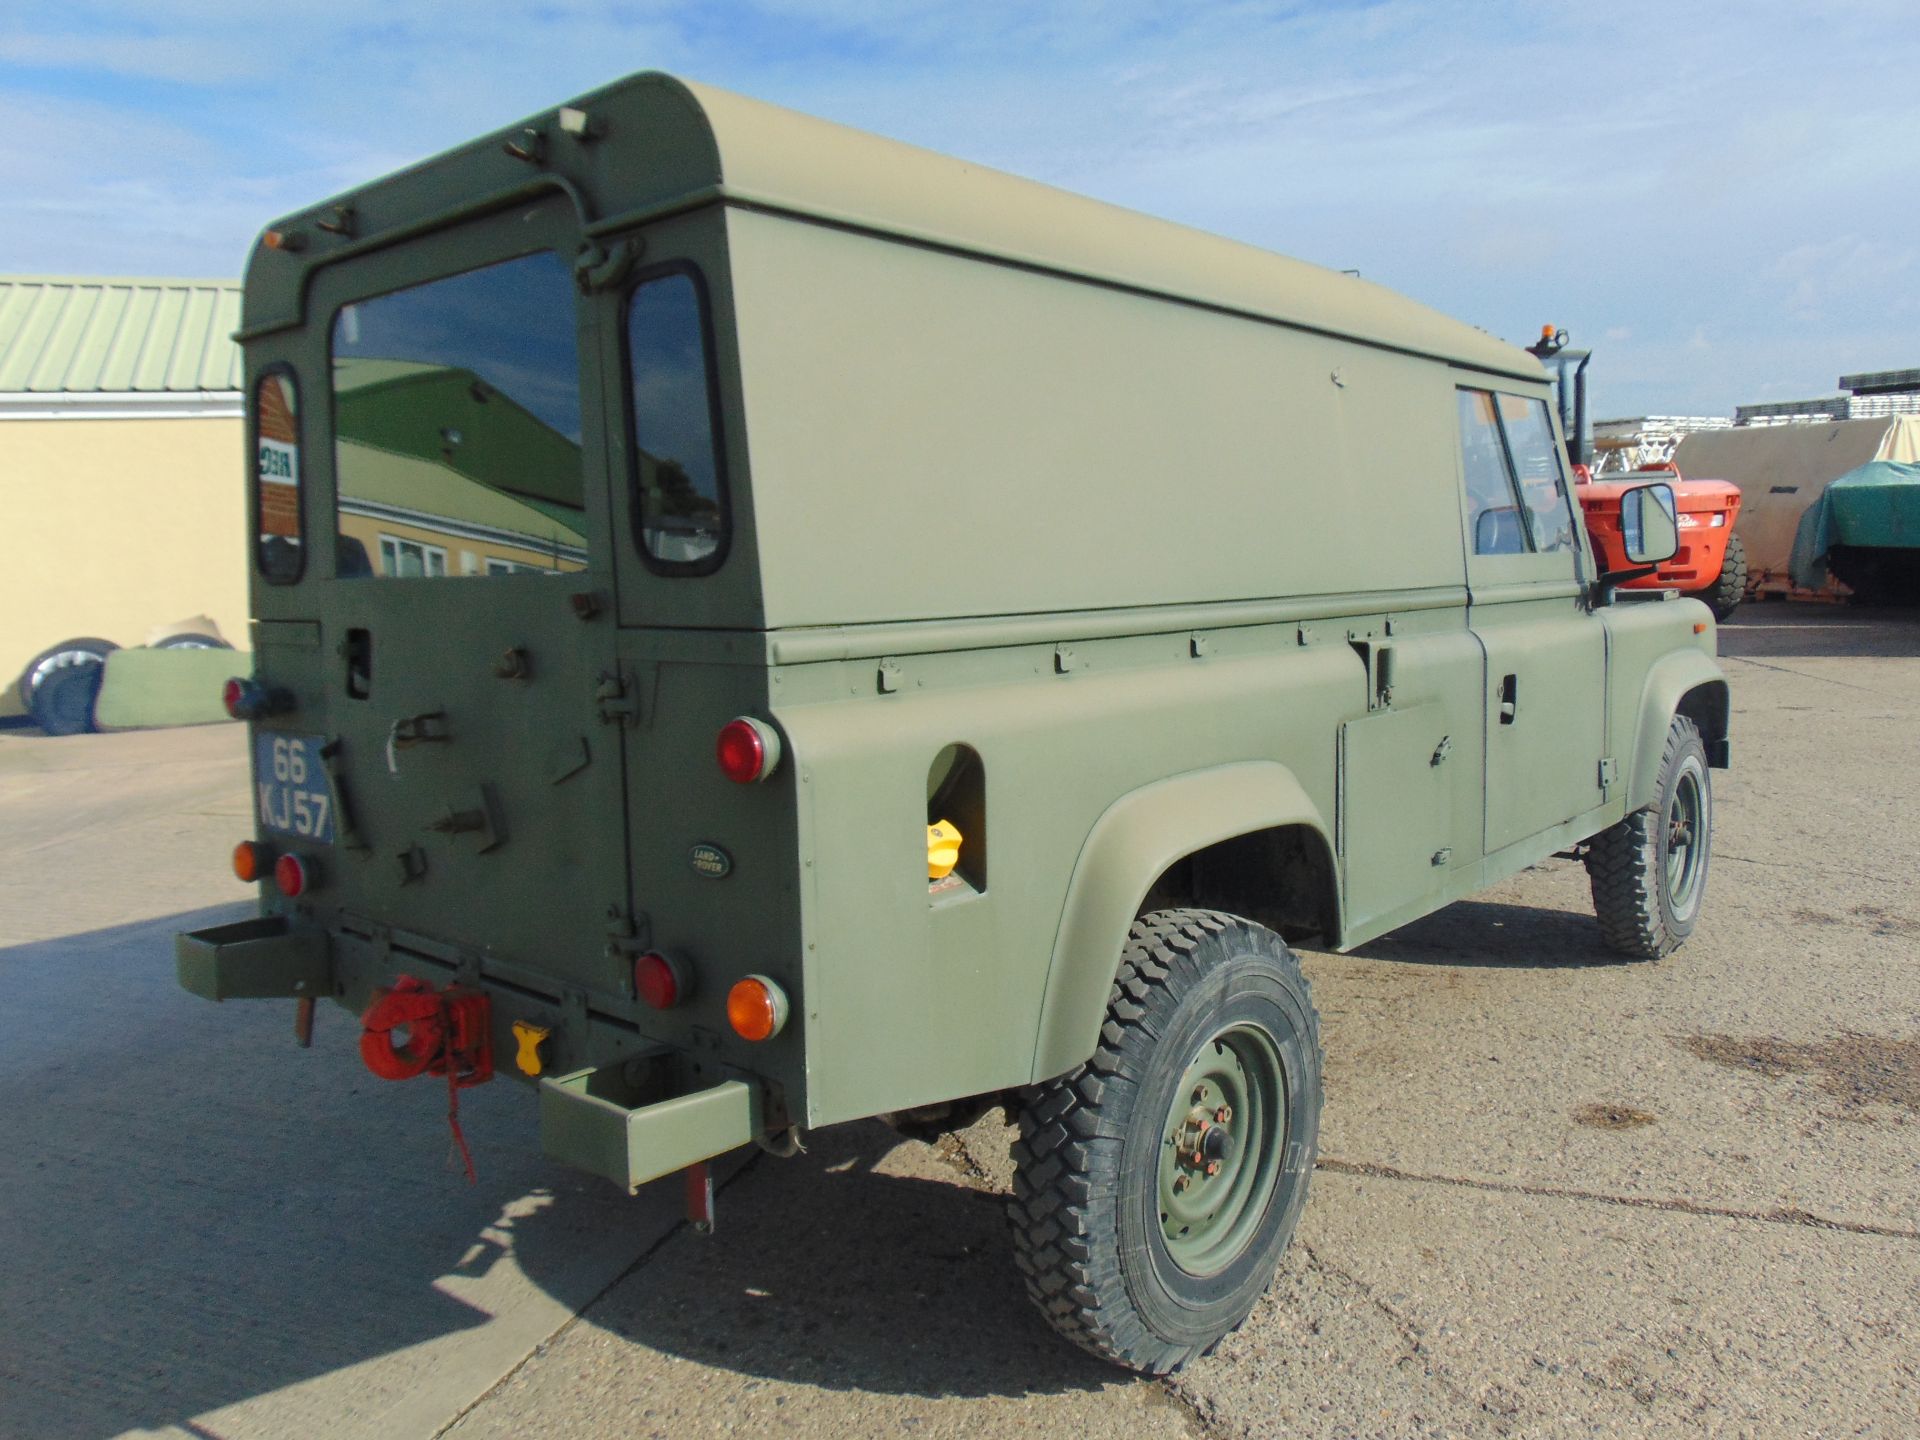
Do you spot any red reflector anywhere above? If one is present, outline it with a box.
[634,951,685,1009]
[717,718,768,784]
[223,677,247,719]
[274,853,309,898]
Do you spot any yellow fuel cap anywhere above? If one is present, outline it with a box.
[511,1020,552,1077]
[927,819,963,880]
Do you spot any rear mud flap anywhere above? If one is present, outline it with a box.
[176,914,333,1001]
[539,1066,754,1194]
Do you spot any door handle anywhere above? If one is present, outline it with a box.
[1498,673,1518,724]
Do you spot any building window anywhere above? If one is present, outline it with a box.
[378,535,448,578]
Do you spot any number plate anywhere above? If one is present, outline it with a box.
[255,732,336,844]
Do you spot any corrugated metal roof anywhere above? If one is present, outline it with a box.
[0,276,242,395]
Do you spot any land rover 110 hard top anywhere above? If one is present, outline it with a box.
[179,70,1728,1373]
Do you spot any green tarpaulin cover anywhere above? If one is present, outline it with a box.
[1790,461,1920,588]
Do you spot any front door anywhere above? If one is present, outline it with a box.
[1454,385,1607,854]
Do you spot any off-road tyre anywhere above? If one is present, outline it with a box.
[1585,715,1711,958]
[1700,532,1747,620]
[1007,909,1322,1373]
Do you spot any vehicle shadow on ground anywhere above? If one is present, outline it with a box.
[0,904,670,1439]
[1354,897,1632,969]
[544,1119,1121,1401]
[1719,604,1920,659]
[0,907,1110,1438]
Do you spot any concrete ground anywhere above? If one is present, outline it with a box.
[0,602,1914,1439]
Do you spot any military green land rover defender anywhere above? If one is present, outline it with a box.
[178,71,1727,1373]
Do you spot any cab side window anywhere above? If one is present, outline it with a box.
[1456,389,1576,557]
[1457,389,1525,555]
[627,268,729,572]
[1500,398,1574,553]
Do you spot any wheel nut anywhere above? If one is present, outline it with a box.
[1173,1175,1189,1193]
[1206,1161,1221,1176]
[1215,1105,1232,1124]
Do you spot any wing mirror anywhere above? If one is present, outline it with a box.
[1620,482,1679,565]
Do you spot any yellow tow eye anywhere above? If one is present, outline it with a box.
[511,1020,552,1077]
[927,819,963,880]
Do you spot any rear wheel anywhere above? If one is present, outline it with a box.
[1008,909,1322,1373]
[1699,532,1746,620]
[1586,715,1711,958]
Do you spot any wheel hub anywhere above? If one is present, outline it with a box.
[1157,1026,1287,1275]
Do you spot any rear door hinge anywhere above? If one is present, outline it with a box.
[1598,756,1618,789]
[595,665,648,728]
[605,906,652,961]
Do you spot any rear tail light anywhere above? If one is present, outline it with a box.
[232,840,270,882]
[274,853,313,898]
[726,975,790,1041]
[717,716,782,784]
[634,951,689,1009]
[223,676,291,720]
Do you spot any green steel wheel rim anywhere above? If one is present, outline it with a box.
[1156,1021,1288,1277]
[1666,767,1706,914]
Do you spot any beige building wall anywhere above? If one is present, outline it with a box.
[1,415,248,712]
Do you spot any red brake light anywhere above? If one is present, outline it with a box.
[634,951,687,1009]
[717,716,781,784]
[274,853,310,897]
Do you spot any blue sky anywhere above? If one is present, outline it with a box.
[3,1,1915,417]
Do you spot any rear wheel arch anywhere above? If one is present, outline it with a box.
[1030,763,1338,1082]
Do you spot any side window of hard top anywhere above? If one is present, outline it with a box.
[1456,389,1578,565]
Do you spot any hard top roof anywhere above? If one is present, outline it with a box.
[247,71,1543,383]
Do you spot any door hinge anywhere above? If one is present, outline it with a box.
[605,907,652,961]
[595,663,658,729]
[1598,757,1618,788]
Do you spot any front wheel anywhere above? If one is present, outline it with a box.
[1008,909,1322,1373]
[1585,715,1712,958]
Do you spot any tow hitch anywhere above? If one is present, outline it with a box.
[359,975,494,1182]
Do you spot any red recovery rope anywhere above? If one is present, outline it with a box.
[360,976,495,1183]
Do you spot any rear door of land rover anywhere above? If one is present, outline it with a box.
[263,194,635,993]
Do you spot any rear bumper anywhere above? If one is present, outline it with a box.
[541,1067,756,1193]
[177,915,332,1001]
[177,913,764,1191]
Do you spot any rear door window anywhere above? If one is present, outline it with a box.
[330,250,587,578]
[627,269,728,571]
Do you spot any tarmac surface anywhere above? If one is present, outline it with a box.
[1,601,1915,1439]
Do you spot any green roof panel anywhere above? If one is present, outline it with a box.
[0,275,243,395]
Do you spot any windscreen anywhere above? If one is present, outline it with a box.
[331,251,588,578]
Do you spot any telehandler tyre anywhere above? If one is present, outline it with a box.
[1700,532,1747,621]
[1585,715,1711,959]
[1008,909,1322,1373]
